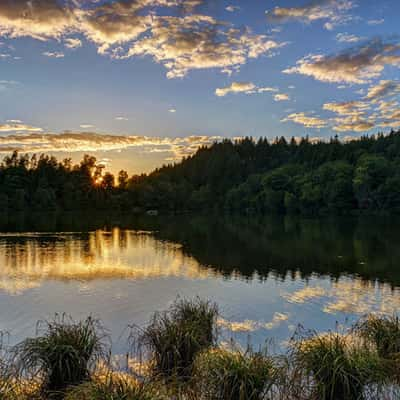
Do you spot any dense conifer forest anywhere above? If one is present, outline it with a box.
[1,130,400,215]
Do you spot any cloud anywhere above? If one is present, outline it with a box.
[43,51,64,58]
[268,0,355,30]
[365,80,400,101]
[274,93,290,101]
[332,115,375,132]
[126,15,286,78]
[336,33,364,43]
[284,38,400,84]
[80,124,95,129]
[0,131,222,160]
[282,112,327,129]
[215,81,256,97]
[215,82,280,97]
[367,18,384,26]
[64,37,82,49]
[115,116,129,121]
[168,108,176,113]
[323,100,369,116]
[0,123,43,132]
[0,0,286,79]
[225,5,240,13]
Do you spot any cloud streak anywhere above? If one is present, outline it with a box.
[268,0,355,30]
[0,131,222,160]
[284,38,400,84]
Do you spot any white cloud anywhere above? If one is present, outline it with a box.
[168,108,176,113]
[367,18,384,26]
[225,5,240,13]
[64,37,82,49]
[336,33,364,43]
[80,124,95,129]
[274,93,290,101]
[115,116,129,121]
[43,51,64,58]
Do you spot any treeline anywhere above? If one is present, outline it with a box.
[0,152,129,211]
[131,130,400,215]
[1,130,400,214]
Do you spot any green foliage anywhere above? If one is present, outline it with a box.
[291,331,382,400]
[193,348,276,400]
[2,131,400,214]
[138,298,218,380]
[14,316,108,395]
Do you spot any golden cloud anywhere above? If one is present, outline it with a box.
[365,80,400,101]
[268,0,355,30]
[215,81,256,97]
[284,38,400,84]
[282,112,327,129]
[0,0,285,78]
[0,131,222,160]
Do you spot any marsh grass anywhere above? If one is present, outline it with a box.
[290,330,382,400]
[355,314,400,359]
[136,298,218,381]
[193,348,276,400]
[64,374,165,400]
[14,315,108,396]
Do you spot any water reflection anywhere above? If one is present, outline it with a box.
[0,212,399,352]
[0,229,214,294]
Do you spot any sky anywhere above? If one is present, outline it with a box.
[0,0,399,174]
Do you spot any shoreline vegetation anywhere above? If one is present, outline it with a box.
[1,299,400,399]
[0,130,400,216]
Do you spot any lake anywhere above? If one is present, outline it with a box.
[0,212,399,361]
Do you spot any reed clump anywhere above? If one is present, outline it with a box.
[290,330,382,400]
[14,315,108,396]
[137,298,218,381]
[64,374,165,400]
[193,348,276,400]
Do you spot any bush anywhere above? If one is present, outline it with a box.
[14,316,107,395]
[138,298,218,380]
[64,374,165,400]
[291,331,381,400]
[193,348,276,400]
[355,314,400,359]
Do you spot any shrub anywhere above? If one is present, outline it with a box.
[355,314,400,359]
[14,315,107,395]
[193,348,276,400]
[291,331,381,400]
[137,298,218,380]
[64,374,165,400]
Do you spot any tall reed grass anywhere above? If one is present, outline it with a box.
[14,315,108,396]
[136,298,218,381]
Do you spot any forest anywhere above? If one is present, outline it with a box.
[1,129,400,215]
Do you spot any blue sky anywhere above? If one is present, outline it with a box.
[0,0,399,173]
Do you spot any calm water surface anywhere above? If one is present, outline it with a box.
[0,212,399,358]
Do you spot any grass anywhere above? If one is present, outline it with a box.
[64,374,165,400]
[290,330,382,400]
[14,315,108,396]
[193,348,276,400]
[355,314,400,359]
[1,304,400,399]
[136,298,218,381]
